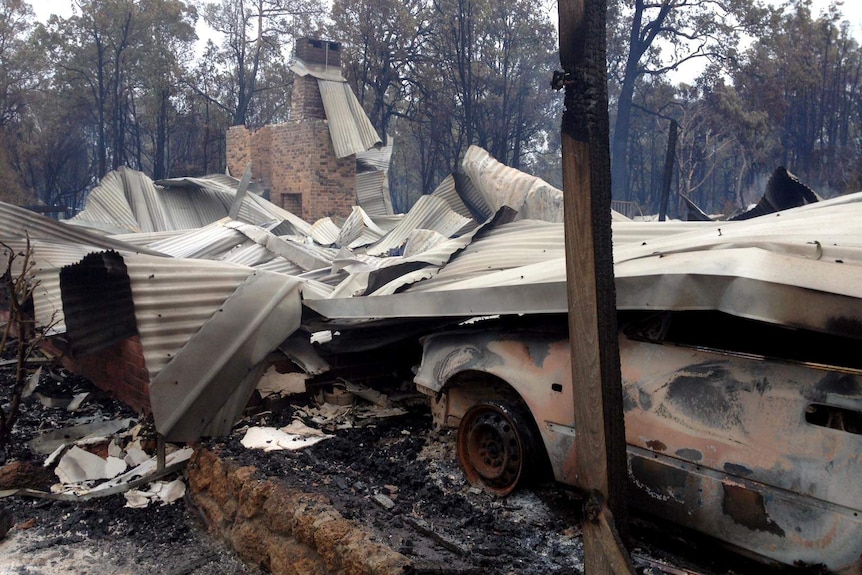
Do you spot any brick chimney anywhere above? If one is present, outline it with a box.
[291,37,341,121]
[295,37,341,69]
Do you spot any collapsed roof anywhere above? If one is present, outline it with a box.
[3,146,861,441]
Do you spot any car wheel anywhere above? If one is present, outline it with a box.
[457,400,543,496]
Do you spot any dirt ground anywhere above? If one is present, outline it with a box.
[0,359,778,575]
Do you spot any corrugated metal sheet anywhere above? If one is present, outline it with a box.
[59,250,304,441]
[356,140,393,172]
[338,206,387,248]
[453,172,493,221]
[0,239,97,334]
[431,174,474,220]
[225,221,333,271]
[406,220,565,292]
[159,175,311,235]
[461,146,563,222]
[290,59,345,82]
[0,201,163,256]
[69,169,140,232]
[356,170,393,216]
[72,168,312,235]
[109,230,189,248]
[402,230,453,257]
[148,270,302,440]
[310,190,862,342]
[318,79,382,158]
[220,243,279,267]
[147,221,245,260]
[116,255,258,380]
[365,195,473,256]
[309,217,341,246]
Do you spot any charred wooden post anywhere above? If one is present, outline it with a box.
[556,0,634,573]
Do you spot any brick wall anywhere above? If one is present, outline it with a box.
[226,126,251,177]
[226,122,355,223]
[42,336,151,413]
[272,121,355,222]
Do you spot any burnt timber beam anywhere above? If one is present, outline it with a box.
[558,0,634,573]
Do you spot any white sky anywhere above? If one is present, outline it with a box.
[31,0,73,21]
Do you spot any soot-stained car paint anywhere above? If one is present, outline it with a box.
[414,326,862,574]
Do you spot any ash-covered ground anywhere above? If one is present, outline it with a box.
[0,357,780,575]
[0,361,263,575]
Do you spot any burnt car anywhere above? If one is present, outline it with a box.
[413,311,862,574]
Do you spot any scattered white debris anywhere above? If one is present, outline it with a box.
[340,380,390,407]
[256,367,308,397]
[22,367,42,397]
[123,440,151,467]
[54,446,127,484]
[281,419,328,437]
[240,426,331,452]
[123,478,186,508]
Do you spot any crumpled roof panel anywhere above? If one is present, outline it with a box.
[365,195,473,256]
[318,79,382,158]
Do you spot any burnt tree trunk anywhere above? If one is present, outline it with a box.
[659,119,677,221]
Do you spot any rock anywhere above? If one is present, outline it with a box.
[0,460,54,490]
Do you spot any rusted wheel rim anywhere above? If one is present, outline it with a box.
[458,403,524,496]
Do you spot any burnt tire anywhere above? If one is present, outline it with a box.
[457,400,545,496]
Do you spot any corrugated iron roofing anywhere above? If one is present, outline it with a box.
[365,195,473,256]
[290,59,345,81]
[71,168,312,236]
[318,79,382,158]
[146,221,244,260]
[392,219,560,294]
[461,146,564,223]
[119,255,257,380]
[356,170,393,216]
[0,201,163,257]
[431,174,474,220]
[226,221,334,271]
[356,141,393,172]
[0,239,97,334]
[147,270,302,440]
[338,206,387,248]
[309,217,341,246]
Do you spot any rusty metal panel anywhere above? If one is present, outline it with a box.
[621,337,862,573]
[414,330,577,485]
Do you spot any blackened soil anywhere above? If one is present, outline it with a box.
[216,405,587,574]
